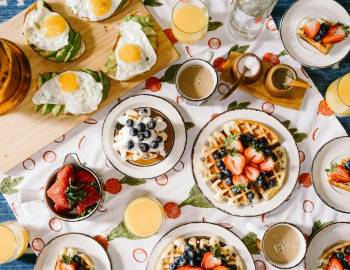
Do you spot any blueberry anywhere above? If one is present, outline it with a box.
[178,258,187,266]
[314,33,322,42]
[230,266,237,270]
[225,177,233,185]
[345,246,350,255]
[220,147,228,157]
[256,175,266,186]
[187,250,194,258]
[335,253,345,260]
[185,245,192,252]
[194,255,202,265]
[116,122,124,130]
[218,172,225,179]
[189,259,195,266]
[136,122,146,132]
[232,186,242,195]
[240,133,254,148]
[147,119,156,129]
[269,179,276,188]
[139,143,150,152]
[143,130,151,138]
[150,140,159,149]
[224,169,232,177]
[169,263,176,270]
[265,171,274,178]
[141,108,149,114]
[127,140,134,150]
[138,133,145,141]
[213,150,221,160]
[217,160,225,169]
[247,191,255,201]
[155,136,163,143]
[126,119,134,127]
[129,128,138,136]
[344,161,350,173]
[318,23,330,38]
[264,147,273,156]
[272,153,278,161]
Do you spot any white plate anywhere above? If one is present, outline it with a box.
[147,222,255,270]
[192,109,300,217]
[305,222,350,269]
[280,0,350,68]
[35,233,112,270]
[312,136,350,213]
[102,94,187,179]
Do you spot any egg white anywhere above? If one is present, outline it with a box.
[24,5,70,51]
[115,21,157,81]
[66,0,123,21]
[32,71,104,115]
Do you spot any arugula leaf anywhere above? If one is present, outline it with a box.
[66,186,87,205]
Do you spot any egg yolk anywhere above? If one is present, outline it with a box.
[58,73,80,92]
[90,0,112,16]
[118,44,142,63]
[44,14,67,37]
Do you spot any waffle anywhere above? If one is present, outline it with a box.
[327,158,350,192]
[157,236,244,270]
[199,119,288,207]
[318,241,350,269]
[297,29,333,55]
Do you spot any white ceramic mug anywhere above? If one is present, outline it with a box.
[246,222,306,269]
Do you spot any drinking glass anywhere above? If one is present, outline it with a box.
[326,73,350,116]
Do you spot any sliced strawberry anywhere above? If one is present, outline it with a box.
[244,147,264,164]
[259,157,275,172]
[177,267,204,270]
[244,166,260,181]
[345,255,350,263]
[303,18,321,39]
[232,174,249,185]
[76,170,95,184]
[103,178,122,194]
[56,164,74,188]
[163,202,181,219]
[55,261,77,270]
[330,165,350,183]
[263,53,280,65]
[327,257,344,270]
[94,235,109,250]
[53,203,71,213]
[223,154,245,176]
[201,252,222,269]
[76,185,100,215]
[47,182,70,209]
[323,24,349,44]
[213,266,229,270]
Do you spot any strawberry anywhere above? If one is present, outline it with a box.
[213,57,226,72]
[223,154,245,176]
[232,174,249,185]
[76,185,100,215]
[244,166,260,181]
[303,18,321,39]
[56,164,74,188]
[323,24,349,44]
[329,165,350,183]
[201,252,222,269]
[53,203,71,213]
[163,28,178,44]
[327,257,344,270]
[244,147,264,164]
[163,202,181,219]
[318,100,334,116]
[177,267,204,270]
[55,261,77,270]
[145,77,162,92]
[47,182,70,209]
[263,50,288,65]
[94,235,109,250]
[260,157,275,171]
[345,255,350,263]
[103,178,122,194]
[76,170,95,184]
[213,266,229,270]
[299,173,312,187]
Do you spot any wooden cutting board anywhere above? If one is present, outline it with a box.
[0,0,179,173]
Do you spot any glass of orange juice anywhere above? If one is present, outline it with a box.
[325,73,350,116]
[0,221,29,264]
[171,0,209,44]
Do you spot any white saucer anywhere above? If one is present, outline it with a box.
[147,222,255,270]
[191,109,300,217]
[35,233,112,270]
[102,94,187,179]
[280,0,350,68]
[305,222,350,269]
[312,136,350,213]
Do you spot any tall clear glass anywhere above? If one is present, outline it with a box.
[227,0,278,40]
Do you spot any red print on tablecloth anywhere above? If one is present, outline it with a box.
[217,223,233,229]
[84,118,98,125]
[155,174,168,186]
[263,50,287,65]
[185,46,193,58]
[78,136,87,150]
[11,202,21,217]
[211,113,220,120]
[312,128,319,141]
[32,238,45,252]
[255,260,267,270]
[299,173,312,188]
[318,100,334,116]
[261,213,269,223]
[299,150,305,164]
[103,178,122,194]
[266,17,277,32]
[97,203,108,212]
[261,102,275,115]
[94,235,109,250]
[43,151,57,163]
[23,158,35,170]
[176,95,183,104]
[213,57,226,72]
[303,200,314,213]
[54,135,65,143]
[145,77,162,92]
[49,217,63,232]
[173,161,184,172]
[208,38,221,49]
[217,83,230,96]
[163,28,178,44]
[133,248,147,263]
[164,202,181,219]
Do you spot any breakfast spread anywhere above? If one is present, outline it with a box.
[199,119,288,207]
[113,107,173,166]
[105,13,158,81]
[318,241,350,270]
[65,0,130,21]
[298,17,349,55]
[46,164,101,217]
[55,247,95,270]
[23,0,85,62]
[157,235,244,270]
[326,158,350,192]
[32,70,109,116]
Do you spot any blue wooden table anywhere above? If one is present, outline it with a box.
[0,0,349,269]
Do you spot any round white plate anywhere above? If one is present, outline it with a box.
[192,109,300,217]
[280,0,350,68]
[35,233,112,270]
[312,136,350,213]
[305,222,350,269]
[147,222,255,270]
[102,94,187,179]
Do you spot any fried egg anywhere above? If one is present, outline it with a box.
[115,21,157,81]
[24,2,70,51]
[32,71,104,115]
[66,0,123,21]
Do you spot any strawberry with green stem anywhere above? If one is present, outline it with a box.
[263,50,287,65]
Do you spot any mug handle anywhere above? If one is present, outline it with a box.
[19,188,44,204]
[246,222,266,240]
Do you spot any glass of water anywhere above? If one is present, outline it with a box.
[227,0,278,40]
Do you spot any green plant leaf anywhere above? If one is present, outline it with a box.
[160,64,182,84]
[185,122,195,131]
[120,176,146,186]
[229,44,250,54]
[293,133,308,143]
[310,220,333,239]
[288,128,297,134]
[107,222,141,240]
[66,186,87,205]
[179,185,214,208]
[281,120,291,128]
[143,0,162,6]
[0,176,24,195]
[242,232,260,254]
[208,21,223,31]
[227,101,250,111]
